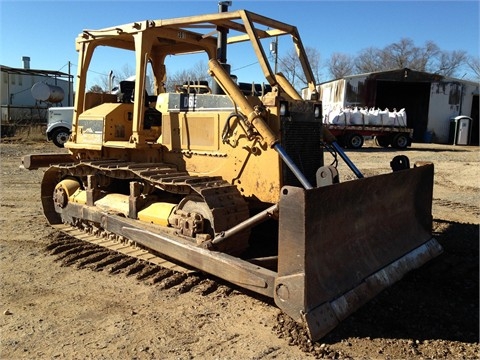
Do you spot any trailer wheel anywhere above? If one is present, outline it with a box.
[392,133,409,149]
[51,127,70,148]
[345,133,364,149]
[375,136,391,148]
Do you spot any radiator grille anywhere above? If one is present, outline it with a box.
[281,115,323,188]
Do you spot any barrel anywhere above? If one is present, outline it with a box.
[423,130,433,143]
[31,82,65,103]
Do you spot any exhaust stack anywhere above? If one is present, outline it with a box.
[22,56,31,70]
[211,1,232,94]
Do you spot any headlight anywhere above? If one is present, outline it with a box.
[314,104,322,119]
[279,101,289,116]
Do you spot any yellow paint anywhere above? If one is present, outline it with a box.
[138,202,176,226]
[67,10,321,205]
[55,178,80,197]
[69,189,87,205]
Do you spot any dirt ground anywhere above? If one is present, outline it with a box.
[0,138,478,359]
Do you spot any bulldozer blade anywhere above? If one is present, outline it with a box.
[275,163,442,341]
[22,153,75,170]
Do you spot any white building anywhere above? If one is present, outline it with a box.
[303,68,479,144]
[1,57,73,124]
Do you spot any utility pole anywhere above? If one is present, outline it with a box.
[270,36,278,73]
[68,61,72,106]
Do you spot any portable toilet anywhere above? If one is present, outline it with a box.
[449,116,473,145]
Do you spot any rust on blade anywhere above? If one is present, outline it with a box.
[275,164,442,340]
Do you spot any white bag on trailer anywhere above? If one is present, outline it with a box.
[385,110,396,126]
[350,107,363,125]
[367,108,381,125]
[328,107,407,127]
[378,108,389,125]
[396,108,407,126]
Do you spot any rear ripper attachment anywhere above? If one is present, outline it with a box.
[22,5,442,342]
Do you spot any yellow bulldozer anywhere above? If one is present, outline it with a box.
[23,4,442,341]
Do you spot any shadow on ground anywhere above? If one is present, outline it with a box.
[323,220,479,343]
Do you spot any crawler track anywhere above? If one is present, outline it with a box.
[41,160,309,346]
[45,160,250,254]
[40,160,254,292]
[44,230,229,297]
[51,223,192,272]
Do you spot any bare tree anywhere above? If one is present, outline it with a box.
[327,53,355,79]
[88,72,110,93]
[88,64,134,94]
[411,40,440,72]
[88,84,104,93]
[354,47,386,74]
[434,50,468,77]
[118,64,135,81]
[277,47,299,86]
[333,38,469,79]
[278,46,321,90]
[466,55,480,80]
[192,60,210,81]
[305,47,322,84]
[383,38,417,69]
[164,60,210,92]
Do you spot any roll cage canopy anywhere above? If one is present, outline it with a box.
[76,10,316,92]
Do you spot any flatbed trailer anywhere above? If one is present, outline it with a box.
[326,124,414,149]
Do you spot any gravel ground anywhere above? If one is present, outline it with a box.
[0,139,478,359]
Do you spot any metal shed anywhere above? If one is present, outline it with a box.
[303,68,479,144]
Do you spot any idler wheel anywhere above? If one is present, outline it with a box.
[53,178,81,209]
[53,186,69,208]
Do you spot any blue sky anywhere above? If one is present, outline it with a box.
[1,0,478,87]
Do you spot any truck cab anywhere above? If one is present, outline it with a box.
[46,106,74,147]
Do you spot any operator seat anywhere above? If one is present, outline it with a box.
[119,80,161,129]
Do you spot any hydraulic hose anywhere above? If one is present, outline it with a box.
[322,127,364,179]
[273,144,313,189]
[209,58,314,189]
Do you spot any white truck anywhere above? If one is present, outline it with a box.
[46,107,73,147]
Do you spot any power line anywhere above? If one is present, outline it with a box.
[58,62,111,77]
[231,61,258,71]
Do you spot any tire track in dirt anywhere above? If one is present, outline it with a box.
[44,231,252,304]
[42,231,320,354]
[434,198,480,217]
[44,232,233,299]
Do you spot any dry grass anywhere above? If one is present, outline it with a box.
[1,124,47,144]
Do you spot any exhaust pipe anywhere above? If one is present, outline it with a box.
[212,1,232,94]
